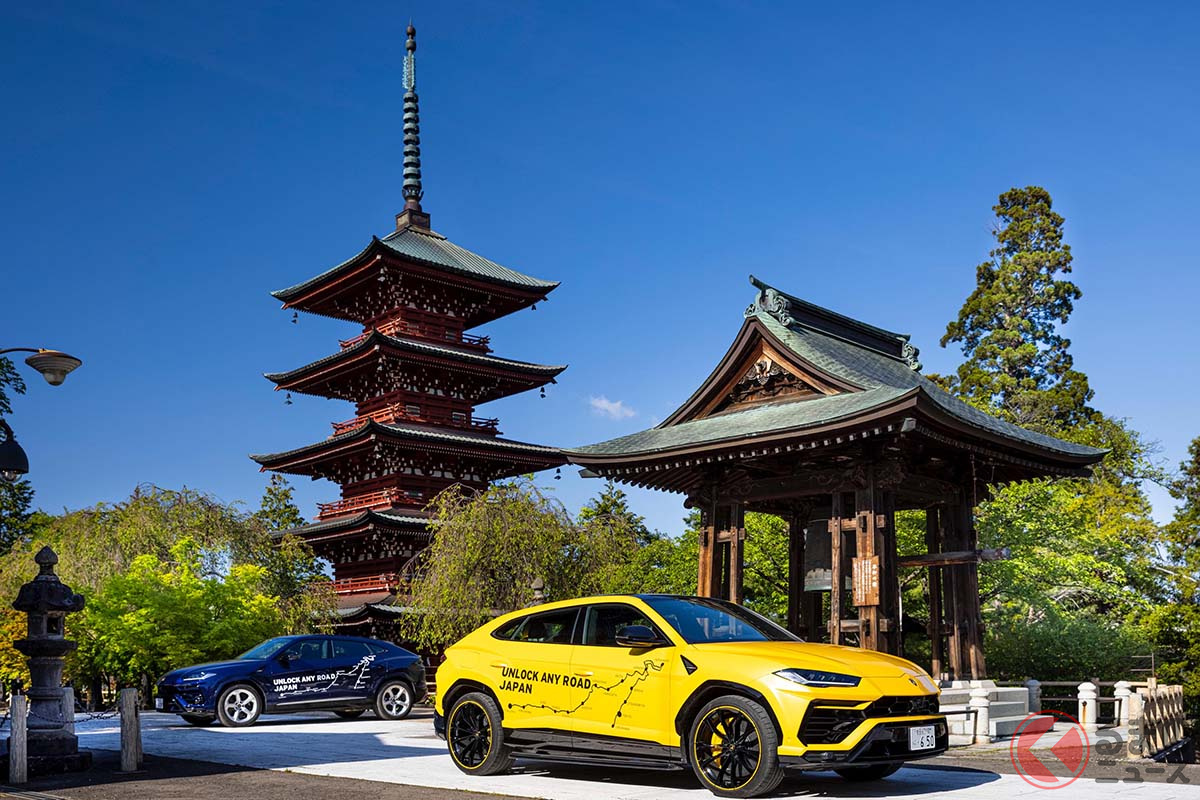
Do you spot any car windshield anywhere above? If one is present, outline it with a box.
[641,596,800,644]
[238,637,295,660]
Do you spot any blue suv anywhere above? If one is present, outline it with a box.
[156,635,426,727]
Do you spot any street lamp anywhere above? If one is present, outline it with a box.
[0,346,83,482]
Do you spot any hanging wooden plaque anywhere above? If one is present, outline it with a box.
[852,556,880,606]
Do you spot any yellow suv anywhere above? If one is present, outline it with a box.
[434,594,947,797]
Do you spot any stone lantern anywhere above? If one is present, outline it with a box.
[10,546,91,773]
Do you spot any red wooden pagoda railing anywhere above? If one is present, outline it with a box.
[330,404,500,437]
[330,573,402,595]
[339,318,491,353]
[315,488,425,520]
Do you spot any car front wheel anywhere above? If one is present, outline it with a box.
[216,685,262,727]
[687,694,785,798]
[374,679,413,720]
[446,691,513,776]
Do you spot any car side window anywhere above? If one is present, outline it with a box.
[493,608,578,644]
[580,604,664,647]
[332,639,372,661]
[282,638,329,663]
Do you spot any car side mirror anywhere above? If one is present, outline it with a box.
[615,625,668,649]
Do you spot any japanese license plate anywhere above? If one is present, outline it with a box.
[154,697,163,711]
[909,725,935,751]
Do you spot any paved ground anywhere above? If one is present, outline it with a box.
[48,709,1196,799]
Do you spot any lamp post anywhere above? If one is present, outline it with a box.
[0,347,83,482]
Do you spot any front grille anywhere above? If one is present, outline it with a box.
[799,695,939,745]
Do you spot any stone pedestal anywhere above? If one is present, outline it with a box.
[9,547,91,775]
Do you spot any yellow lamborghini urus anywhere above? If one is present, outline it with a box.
[434,594,947,797]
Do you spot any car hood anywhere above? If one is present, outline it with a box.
[689,641,926,678]
[159,659,264,684]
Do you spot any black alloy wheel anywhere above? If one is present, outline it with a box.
[446,692,513,776]
[688,694,784,797]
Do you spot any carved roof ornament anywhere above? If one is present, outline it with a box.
[744,286,796,328]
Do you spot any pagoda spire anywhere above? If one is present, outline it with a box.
[397,22,428,227]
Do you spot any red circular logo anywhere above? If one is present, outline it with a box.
[1009,710,1090,789]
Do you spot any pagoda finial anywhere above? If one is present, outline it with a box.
[400,22,424,217]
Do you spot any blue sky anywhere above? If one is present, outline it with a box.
[2,1,1196,537]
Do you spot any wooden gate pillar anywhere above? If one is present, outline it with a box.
[924,505,945,680]
[786,504,814,637]
[696,500,744,603]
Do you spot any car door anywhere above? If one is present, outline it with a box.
[326,638,379,705]
[488,606,580,733]
[568,602,675,745]
[265,637,337,709]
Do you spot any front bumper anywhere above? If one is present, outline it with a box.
[781,718,949,770]
[156,683,215,715]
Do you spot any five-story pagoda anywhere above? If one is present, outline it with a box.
[252,25,566,629]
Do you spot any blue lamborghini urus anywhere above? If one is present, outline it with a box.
[156,635,426,727]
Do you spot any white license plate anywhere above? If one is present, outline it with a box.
[154,697,163,711]
[909,725,935,751]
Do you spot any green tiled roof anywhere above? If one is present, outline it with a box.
[272,226,558,302]
[264,330,566,384]
[567,298,1105,462]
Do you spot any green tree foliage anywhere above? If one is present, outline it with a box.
[937,187,1094,432]
[0,479,51,555]
[399,479,639,650]
[1163,435,1200,598]
[0,355,27,417]
[0,484,331,689]
[578,480,654,545]
[986,610,1148,682]
[78,538,284,686]
[255,474,307,532]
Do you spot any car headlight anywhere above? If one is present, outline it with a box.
[179,671,216,683]
[775,668,861,688]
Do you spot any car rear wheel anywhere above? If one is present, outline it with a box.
[374,680,413,720]
[179,714,216,727]
[688,694,784,798]
[334,709,366,719]
[446,691,513,776]
[834,763,901,781]
[216,685,262,727]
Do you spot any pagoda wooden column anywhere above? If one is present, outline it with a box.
[697,500,719,598]
[939,502,963,680]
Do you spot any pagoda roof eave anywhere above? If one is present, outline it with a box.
[263,329,566,389]
[271,230,560,306]
[250,420,566,473]
[270,509,430,542]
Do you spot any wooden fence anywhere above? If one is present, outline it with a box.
[1129,681,1188,760]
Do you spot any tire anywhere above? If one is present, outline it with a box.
[179,714,216,727]
[834,763,901,782]
[374,679,414,720]
[334,709,367,719]
[445,691,514,776]
[216,684,263,727]
[687,694,785,798]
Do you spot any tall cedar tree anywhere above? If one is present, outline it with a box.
[1165,435,1200,600]
[0,355,32,554]
[939,187,1094,432]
